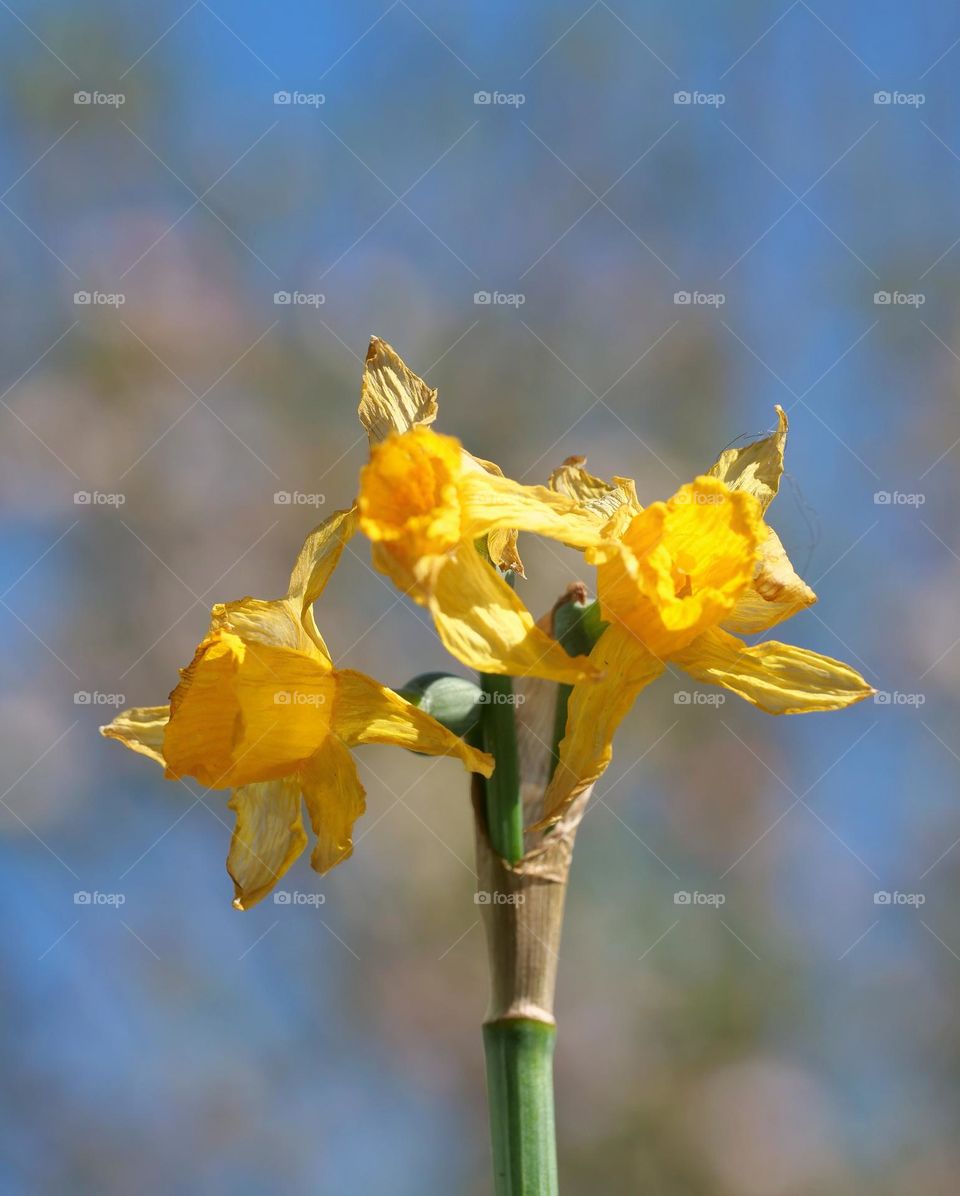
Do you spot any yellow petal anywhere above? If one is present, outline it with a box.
[486,525,524,577]
[207,508,356,666]
[210,596,322,657]
[332,667,494,777]
[430,543,600,684]
[369,539,431,597]
[468,452,526,576]
[99,705,169,767]
[596,477,762,658]
[548,456,640,523]
[285,505,358,659]
[707,406,787,513]
[673,626,874,714]
[459,468,606,549]
[704,409,816,633]
[358,336,439,443]
[537,623,664,827]
[164,631,335,789]
[723,526,817,635]
[300,736,367,874]
[358,427,464,588]
[227,778,308,910]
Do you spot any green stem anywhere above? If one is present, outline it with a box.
[480,670,523,864]
[549,682,572,781]
[483,1019,558,1195]
[476,568,584,1194]
[478,562,523,865]
[477,659,552,1190]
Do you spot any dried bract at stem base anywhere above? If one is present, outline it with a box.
[473,780,590,1024]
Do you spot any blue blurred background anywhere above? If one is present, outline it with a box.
[1,1,958,1191]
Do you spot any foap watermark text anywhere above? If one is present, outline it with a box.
[674,890,726,906]
[274,890,326,905]
[674,90,725,107]
[874,890,925,906]
[274,491,326,506]
[274,91,325,106]
[474,91,525,106]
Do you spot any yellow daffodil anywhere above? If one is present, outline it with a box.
[101,507,493,909]
[356,337,605,684]
[539,407,874,826]
[359,336,522,575]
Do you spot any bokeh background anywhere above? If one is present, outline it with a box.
[1,1,958,1192]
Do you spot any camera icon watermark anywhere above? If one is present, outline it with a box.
[273,890,326,905]
[672,489,727,507]
[477,691,526,706]
[873,90,925,107]
[473,291,525,306]
[273,491,326,506]
[74,691,125,707]
[273,290,325,307]
[74,90,126,107]
[74,490,126,506]
[273,690,326,707]
[873,290,924,307]
[74,890,126,906]
[273,90,325,106]
[673,690,726,706]
[673,290,725,307]
[873,690,925,707]
[873,490,925,506]
[74,290,126,307]
[673,90,725,107]
[674,890,726,906]
[473,90,525,106]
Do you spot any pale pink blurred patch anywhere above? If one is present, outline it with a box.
[685,1058,844,1195]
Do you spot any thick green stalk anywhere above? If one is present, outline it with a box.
[476,663,555,1192]
[476,577,601,1194]
[483,1019,558,1195]
[480,670,523,864]
[479,564,524,865]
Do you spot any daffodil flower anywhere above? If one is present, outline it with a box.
[101,507,493,909]
[359,336,522,576]
[356,337,605,684]
[539,408,874,826]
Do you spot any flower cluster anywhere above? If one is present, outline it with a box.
[103,338,872,907]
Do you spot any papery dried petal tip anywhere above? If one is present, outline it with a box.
[548,456,639,522]
[673,628,875,715]
[721,525,817,634]
[359,335,439,443]
[99,706,169,766]
[707,405,788,512]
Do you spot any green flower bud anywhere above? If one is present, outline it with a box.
[397,672,485,739]
[553,598,605,659]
